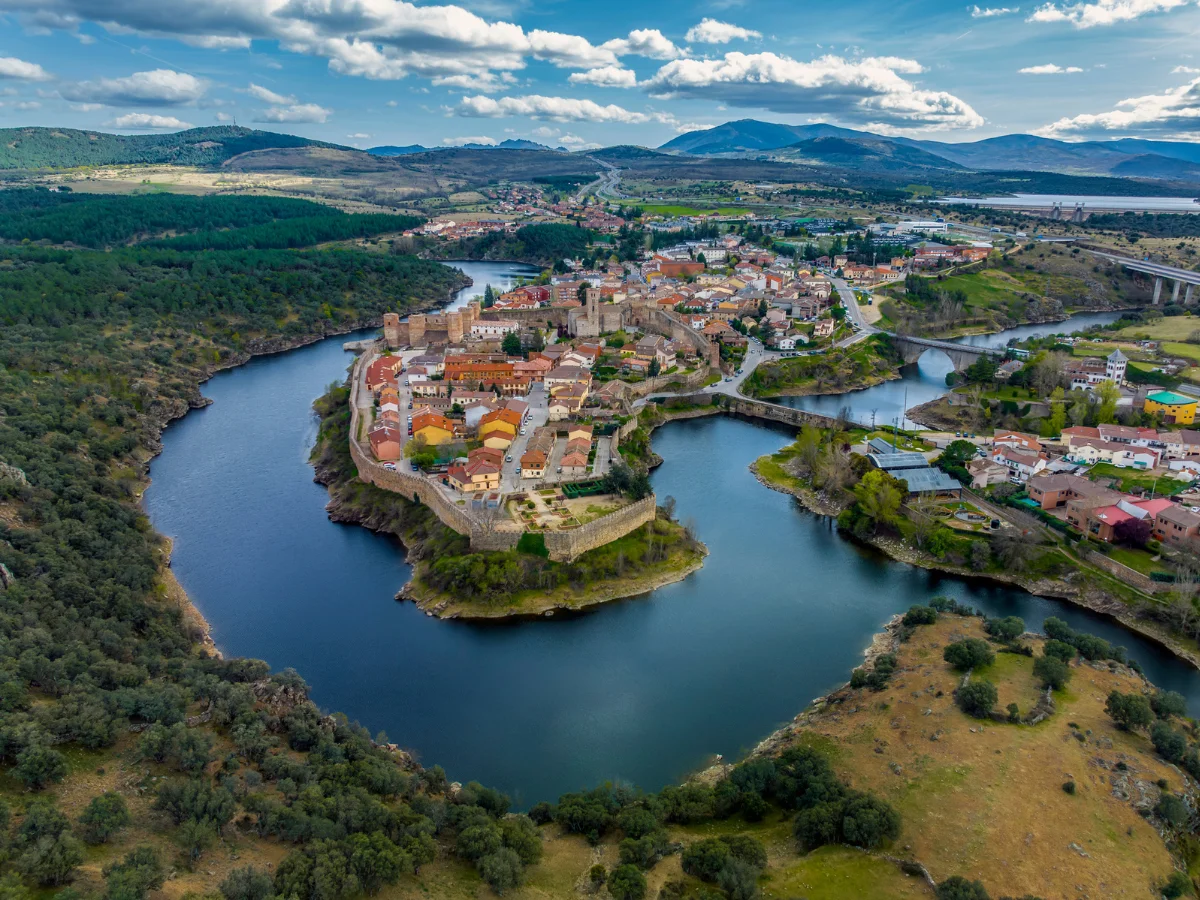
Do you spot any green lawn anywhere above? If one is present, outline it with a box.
[1086,463,1190,497]
[1107,545,1171,577]
[1161,341,1200,362]
[1115,315,1200,342]
[630,202,751,216]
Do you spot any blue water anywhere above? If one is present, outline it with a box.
[143,268,1200,806]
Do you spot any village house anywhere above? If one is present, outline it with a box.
[368,424,402,461]
[989,445,1048,482]
[479,408,522,449]
[411,410,456,446]
[1154,504,1200,548]
[446,448,502,493]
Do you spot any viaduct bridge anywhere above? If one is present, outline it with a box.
[1086,249,1200,306]
[889,334,1002,371]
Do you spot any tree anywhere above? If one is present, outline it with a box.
[104,847,165,900]
[852,470,904,534]
[14,745,68,790]
[648,357,661,377]
[1151,722,1188,763]
[220,868,274,900]
[956,681,998,718]
[1046,386,1067,436]
[1113,517,1152,548]
[477,848,523,895]
[985,616,1025,643]
[19,832,85,887]
[1105,690,1154,731]
[681,838,731,882]
[79,793,131,845]
[943,638,994,671]
[606,864,647,900]
[501,332,522,357]
[840,793,901,850]
[1152,690,1188,720]
[1097,379,1120,424]
[1033,654,1071,690]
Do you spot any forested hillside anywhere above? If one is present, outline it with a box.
[421,223,591,265]
[0,126,342,170]
[0,189,420,249]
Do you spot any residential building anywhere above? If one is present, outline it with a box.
[446,448,502,493]
[368,424,402,461]
[1154,504,1200,547]
[412,411,455,446]
[989,445,1048,481]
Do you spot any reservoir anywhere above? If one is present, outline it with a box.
[144,266,1199,806]
[938,194,1200,212]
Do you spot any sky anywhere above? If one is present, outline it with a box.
[2,0,1200,149]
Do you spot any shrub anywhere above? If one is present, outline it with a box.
[1106,691,1154,731]
[1152,691,1188,720]
[840,793,901,850]
[607,864,647,900]
[985,616,1025,642]
[1162,871,1194,899]
[220,867,274,900]
[1157,794,1190,829]
[681,838,731,882]
[103,847,164,900]
[944,639,994,671]
[588,864,606,887]
[14,746,68,791]
[1043,640,1076,662]
[79,793,132,845]
[903,605,938,627]
[1033,655,1071,690]
[956,681,998,718]
[1151,722,1189,764]
[477,848,523,895]
[935,876,991,900]
[1062,781,1076,795]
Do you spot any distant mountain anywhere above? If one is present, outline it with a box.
[660,119,872,155]
[591,145,673,160]
[366,144,429,156]
[369,138,554,155]
[661,119,1200,181]
[772,136,964,173]
[0,126,345,170]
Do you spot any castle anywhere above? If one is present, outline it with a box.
[383,300,483,348]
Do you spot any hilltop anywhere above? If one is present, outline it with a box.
[0,125,346,170]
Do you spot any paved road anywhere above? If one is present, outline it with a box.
[499,383,548,493]
[590,157,624,200]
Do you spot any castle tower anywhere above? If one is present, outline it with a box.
[446,311,464,344]
[585,287,600,328]
[382,313,402,348]
[408,313,427,348]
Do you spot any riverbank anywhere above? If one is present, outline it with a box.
[748,433,1200,671]
[694,610,1186,898]
[742,334,903,400]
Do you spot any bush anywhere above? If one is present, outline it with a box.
[903,605,938,627]
[944,639,994,671]
[1151,722,1189,764]
[477,848,523,895]
[985,616,1025,642]
[1062,781,1076,795]
[607,864,647,900]
[956,681,998,718]
[681,838,731,882]
[1157,794,1190,829]
[1043,640,1076,662]
[1152,691,1188,720]
[840,793,901,850]
[1106,691,1154,731]
[103,847,164,900]
[220,867,274,900]
[79,793,132,845]
[1033,655,1071,690]
[936,876,991,900]
[14,745,68,791]
[1162,871,1194,899]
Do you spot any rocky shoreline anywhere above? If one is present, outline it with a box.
[747,444,1200,672]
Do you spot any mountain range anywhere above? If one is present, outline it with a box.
[660,119,1200,182]
[367,138,557,155]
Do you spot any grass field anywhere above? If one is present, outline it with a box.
[633,203,752,216]
[1115,315,1200,342]
[1086,462,1191,496]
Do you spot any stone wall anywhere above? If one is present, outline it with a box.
[626,366,713,400]
[543,495,658,562]
[479,306,569,329]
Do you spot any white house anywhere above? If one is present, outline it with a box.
[470,320,520,338]
[989,446,1048,482]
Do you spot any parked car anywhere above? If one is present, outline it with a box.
[410,462,420,471]
[725,377,733,382]
[519,427,526,435]
[556,467,563,474]
[505,455,513,462]
[382,463,396,471]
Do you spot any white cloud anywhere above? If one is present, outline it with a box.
[456,94,662,124]
[69,102,102,111]
[643,52,984,131]
[386,99,398,106]
[601,29,681,60]
[431,72,515,92]
[1028,0,1193,27]
[1038,75,1200,137]
[971,4,1020,14]
[527,30,618,68]
[61,69,206,106]
[568,66,638,88]
[347,132,371,138]
[246,82,294,105]
[215,111,233,121]
[685,18,762,43]
[1174,65,1200,74]
[254,101,331,123]
[12,100,40,110]
[1019,63,1084,73]
[0,56,52,81]
[442,134,496,145]
[106,112,194,129]
[556,132,601,150]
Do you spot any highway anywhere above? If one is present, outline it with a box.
[1084,249,1200,287]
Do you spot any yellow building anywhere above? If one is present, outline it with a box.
[1145,391,1197,425]
[412,411,454,445]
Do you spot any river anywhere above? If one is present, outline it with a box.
[143,268,1200,807]
[777,310,1125,429]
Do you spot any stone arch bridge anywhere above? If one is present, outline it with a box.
[890,335,1002,372]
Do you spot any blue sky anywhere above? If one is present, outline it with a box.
[2,0,1200,148]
